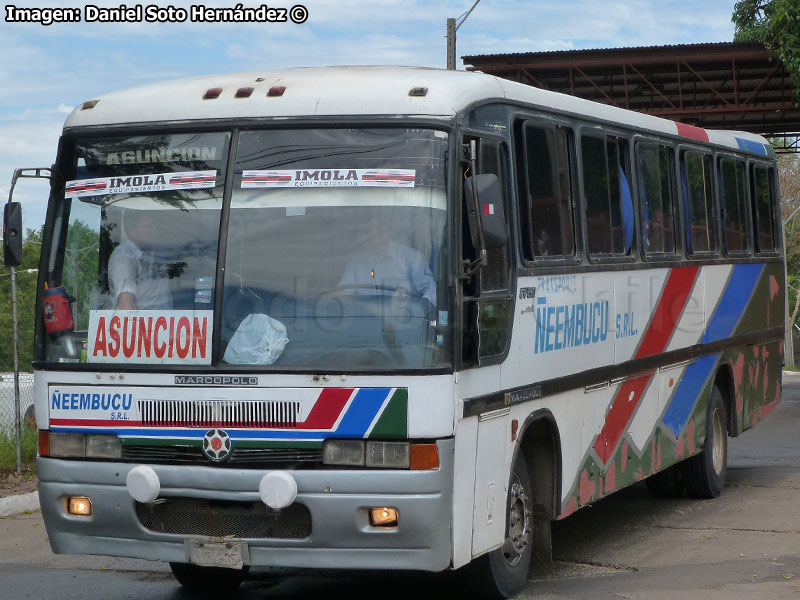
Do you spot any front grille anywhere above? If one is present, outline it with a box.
[138,399,301,429]
[136,497,312,539]
[121,445,324,468]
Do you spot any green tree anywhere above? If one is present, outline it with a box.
[0,228,43,372]
[62,219,100,329]
[733,0,800,99]
[780,152,800,327]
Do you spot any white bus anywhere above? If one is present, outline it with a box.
[9,66,783,598]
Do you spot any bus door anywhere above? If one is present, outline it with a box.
[460,135,515,555]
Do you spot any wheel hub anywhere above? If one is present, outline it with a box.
[502,477,532,566]
[712,408,725,476]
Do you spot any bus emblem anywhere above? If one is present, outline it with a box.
[202,429,232,462]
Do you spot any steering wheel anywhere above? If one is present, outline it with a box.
[327,283,410,296]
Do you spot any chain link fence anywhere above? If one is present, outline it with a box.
[0,372,35,433]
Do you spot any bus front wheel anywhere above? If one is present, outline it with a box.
[683,385,727,499]
[169,562,249,591]
[469,453,533,599]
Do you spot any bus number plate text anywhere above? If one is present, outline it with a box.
[187,539,248,569]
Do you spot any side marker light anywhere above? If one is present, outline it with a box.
[409,443,439,470]
[38,430,50,457]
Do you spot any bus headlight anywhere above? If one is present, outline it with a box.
[366,441,409,468]
[86,434,122,459]
[50,433,86,458]
[323,440,364,466]
[322,440,438,469]
[48,433,121,459]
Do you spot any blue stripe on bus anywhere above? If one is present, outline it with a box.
[333,387,391,437]
[662,353,720,437]
[51,427,329,440]
[661,263,763,436]
[735,137,768,156]
[701,264,763,344]
[52,388,395,440]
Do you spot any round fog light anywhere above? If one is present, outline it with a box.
[259,471,298,510]
[126,465,160,503]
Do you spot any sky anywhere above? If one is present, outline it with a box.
[1,0,741,233]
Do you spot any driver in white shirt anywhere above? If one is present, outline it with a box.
[108,210,173,310]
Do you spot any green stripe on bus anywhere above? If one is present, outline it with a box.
[120,438,201,447]
[234,440,323,449]
[369,388,408,438]
[120,437,322,449]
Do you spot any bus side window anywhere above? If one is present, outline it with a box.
[751,164,776,253]
[636,143,677,256]
[681,151,716,255]
[517,123,576,260]
[719,158,749,255]
[581,134,633,257]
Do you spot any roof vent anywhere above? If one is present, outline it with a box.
[408,87,428,97]
[81,99,100,110]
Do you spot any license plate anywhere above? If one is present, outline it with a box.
[187,539,249,569]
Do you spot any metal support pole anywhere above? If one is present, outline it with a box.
[10,264,21,474]
[446,1,480,70]
[447,18,457,70]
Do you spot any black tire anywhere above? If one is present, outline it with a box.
[645,464,685,498]
[467,453,533,599]
[683,385,727,499]
[169,562,249,591]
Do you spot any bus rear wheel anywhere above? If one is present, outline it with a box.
[169,562,249,591]
[683,385,727,499]
[469,453,533,599]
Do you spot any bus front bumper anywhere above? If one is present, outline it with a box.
[37,438,454,572]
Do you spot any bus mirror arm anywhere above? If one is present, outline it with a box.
[461,143,507,279]
[462,140,488,278]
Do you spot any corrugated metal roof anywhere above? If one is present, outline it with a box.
[463,41,768,61]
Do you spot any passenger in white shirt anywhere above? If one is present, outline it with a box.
[108,210,173,310]
[337,217,437,307]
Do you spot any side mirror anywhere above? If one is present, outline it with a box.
[463,174,507,250]
[3,202,22,267]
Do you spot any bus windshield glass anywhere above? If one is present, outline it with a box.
[39,128,450,370]
[222,128,449,369]
[41,131,229,366]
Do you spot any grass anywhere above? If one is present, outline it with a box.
[0,426,37,476]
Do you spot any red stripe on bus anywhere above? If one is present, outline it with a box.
[593,373,651,464]
[299,388,354,429]
[634,266,700,359]
[676,122,709,142]
[593,265,700,463]
[51,418,144,427]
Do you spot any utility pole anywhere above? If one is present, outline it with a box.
[5,167,51,474]
[10,264,20,473]
[447,0,481,70]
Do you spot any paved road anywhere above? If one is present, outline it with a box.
[1,374,799,599]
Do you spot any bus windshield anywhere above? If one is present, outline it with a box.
[40,128,450,370]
